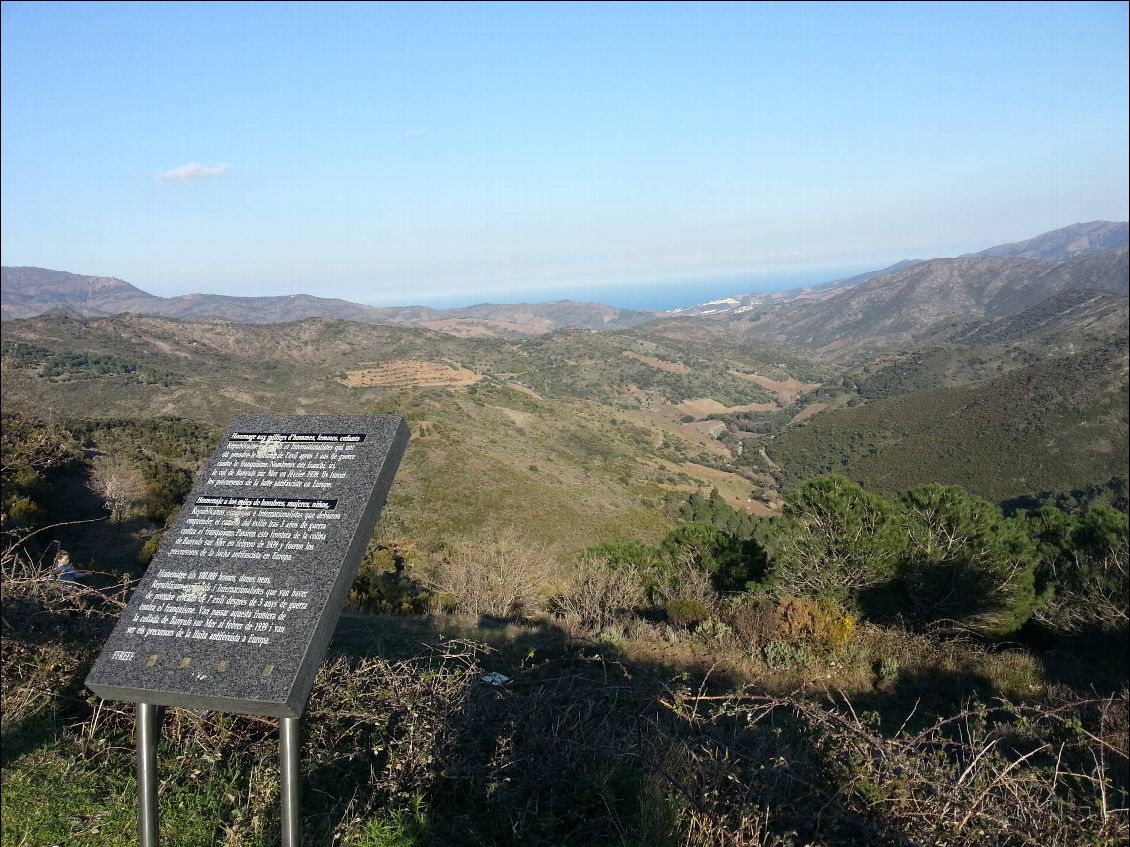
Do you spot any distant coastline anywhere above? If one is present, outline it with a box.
[362,265,875,312]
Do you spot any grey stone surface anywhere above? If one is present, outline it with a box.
[85,414,409,717]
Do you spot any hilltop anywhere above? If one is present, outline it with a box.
[967,220,1130,260]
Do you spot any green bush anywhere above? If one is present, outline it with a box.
[761,639,816,670]
[660,523,767,592]
[666,598,711,628]
[901,485,1038,637]
[141,460,193,523]
[4,496,43,528]
[137,534,162,566]
[767,476,906,605]
[349,548,431,615]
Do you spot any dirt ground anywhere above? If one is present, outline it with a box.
[622,351,689,373]
[339,360,482,388]
[728,370,822,404]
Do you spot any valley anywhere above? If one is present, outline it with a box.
[3,220,1128,847]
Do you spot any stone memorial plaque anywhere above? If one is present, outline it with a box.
[86,414,409,718]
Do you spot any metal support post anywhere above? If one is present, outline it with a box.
[280,716,302,847]
[136,702,161,847]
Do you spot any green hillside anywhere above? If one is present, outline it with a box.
[769,340,1129,501]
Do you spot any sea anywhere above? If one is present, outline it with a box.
[383,265,874,313]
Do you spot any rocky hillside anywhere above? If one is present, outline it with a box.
[663,246,1128,361]
[968,220,1129,260]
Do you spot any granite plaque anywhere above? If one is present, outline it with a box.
[86,414,409,718]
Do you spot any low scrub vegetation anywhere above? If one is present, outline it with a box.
[2,535,1126,846]
[2,399,1127,845]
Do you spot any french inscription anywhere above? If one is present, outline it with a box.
[206,433,363,491]
[85,415,409,718]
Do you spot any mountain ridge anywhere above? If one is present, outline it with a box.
[967,220,1129,261]
[669,221,1128,319]
[655,245,1129,361]
[0,267,655,336]
[4,221,1127,346]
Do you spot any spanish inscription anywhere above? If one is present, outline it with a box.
[86,415,409,718]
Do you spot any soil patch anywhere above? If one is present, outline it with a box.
[729,370,821,404]
[339,361,482,389]
[622,351,688,373]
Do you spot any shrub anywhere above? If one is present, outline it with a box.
[1026,503,1129,638]
[875,657,900,687]
[3,496,43,528]
[87,454,145,523]
[775,595,854,648]
[661,523,768,592]
[762,639,815,670]
[424,527,556,618]
[141,460,192,523]
[723,594,779,645]
[350,547,431,615]
[666,598,711,628]
[767,476,906,605]
[137,534,162,566]
[580,541,670,601]
[901,485,1038,637]
[723,594,854,650]
[555,556,644,634]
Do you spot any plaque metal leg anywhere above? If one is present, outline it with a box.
[136,702,160,847]
[280,716,302,847]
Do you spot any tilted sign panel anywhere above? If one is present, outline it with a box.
[86,414,409,717]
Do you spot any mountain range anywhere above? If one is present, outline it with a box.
[656,223,1128,361]
[0,267,654,336]
[4,223,1126,350]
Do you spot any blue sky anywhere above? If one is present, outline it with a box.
[2,1,1127,308]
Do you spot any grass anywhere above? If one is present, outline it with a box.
[1,732,257,847]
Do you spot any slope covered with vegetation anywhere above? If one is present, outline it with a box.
[769,339,1129,502]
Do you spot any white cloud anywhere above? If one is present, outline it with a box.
[156,162,231,184]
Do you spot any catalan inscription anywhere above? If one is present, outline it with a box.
[85,415,409,718]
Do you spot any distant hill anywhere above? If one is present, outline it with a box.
[0,267,166,319]
[0,266,655,336]
[663,245,1129,361]
[813,258,928,291]
[668,221,1127,319]
[968,221,1129,261]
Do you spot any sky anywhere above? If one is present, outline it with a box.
[2,1,1127,309]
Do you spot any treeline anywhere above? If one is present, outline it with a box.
[1,340,178,385]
